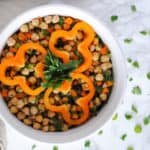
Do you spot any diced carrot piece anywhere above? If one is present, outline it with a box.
[106,81,113,87]
[65,17,73,25]
[100,46,108,55]
[102,87,109,93]
[1,89,8,97]
[71,90,77,97]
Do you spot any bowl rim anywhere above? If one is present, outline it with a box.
[0,4,127,144]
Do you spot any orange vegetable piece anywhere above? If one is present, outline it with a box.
[44,73,95,125]
[65,17,73,25]
[100,46,108,55]
[49,21,95,72]
[102,87,109,93]
[1,89,8,97]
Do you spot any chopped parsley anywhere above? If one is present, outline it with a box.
[134,124,142,134]
[127,146,134,150]
[140,30,147,35]
[131,5,136,12]
[125,113,132,120]
[84,140,91,148]
[124,38,133,43]
[120,133,127,141]
[112,113,118,120]
[132,104,138,113]
[31,144,36,150]
[129,77,133,82]
[127,58,132,63]
[132,61,139,68]
[132,86,142,95]
[146,72,150,79]
[111,15,118,22]
[98,130,103,135]
[53,146,58,150]
[143,115,150,125]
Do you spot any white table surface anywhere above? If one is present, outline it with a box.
[0,0,150,150]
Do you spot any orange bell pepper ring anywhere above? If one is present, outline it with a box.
[49,21,95,72]
[0,43,47,96]
[44,73,95,125]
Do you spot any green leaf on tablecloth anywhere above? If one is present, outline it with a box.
[120,133,127,141]
[146,72,150,79]
[132,86,142,95]
[84,140,91,147]
[31,144,36,150]
[111,15,118,22]
[125,113,133,120]
[112,113,118,120]
[143,115,150,125]
[124,38,133,43]
[132,61,139,68]
[132,104,138,113]
[131,5,137,12]
[127,146,134,150]
[53,145,58,150]
[140,30,147,35]
[134,124,142,134]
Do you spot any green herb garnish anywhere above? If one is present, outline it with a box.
[53,146,58,150]
[125,113,132,120]
[143,115,150,125]
[84,140,91,148]
[42,50,81,89]
[124,38,133,43]
[120,133,127,141]
[131,5,136,12]
[132,61,139,68]
[132,104,138,113]
[111,15,118,22]
[127,58,132,63]
[98,130,103,135]
[59,17,64,26]
[41,29,49,35]
[132,86,142,95]
[146,72,150,79]
[112,113,118,120]
[31,144,36,150]
[127,146,134,150]
[129,77,133,82]
[140,30,147,35]
[15,43,20,49]
[134,124,142,133]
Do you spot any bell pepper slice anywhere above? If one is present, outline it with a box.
[44,73,95,125]
[49,21,95,72]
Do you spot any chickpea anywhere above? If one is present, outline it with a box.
[28,96,36,104]
[42,118,49,125]
[17,112,25,120]
[20,24,29,32]
[94,97,101,106]
[49,125,56,131]
[28,76,37,85]
[90,45,95,52]
[92,52,100,61]
[77,31,83,40]
[52,15,59,23]
[40,22,48,30]
[62,124,68,131]
[17,100,25,109]
[41,40,48,47]
[54,24,61,30]
[31,33,39,42]
[64,45,72,51]
[42,126,49,132]
[21,68,30,76]
[38,104,45,112]
[6,52,14,57]
[29,23,34,30]
[33,122,41,130]
[82,83,89,91]
[30,106,38,115]
[101,63,112,71]
[35,115,43,123]
[54,95,60,101]
[30,55,37,64]
[95,73,104,81]
[94,66,102,73]
[101,55,110,62]
[31,18,40,27]
[10,97,18,106]
[22,107,30,116]
[10,106,18,114]
[100,93,107,101]
[48,111,56,118]
[44,15,52,24]
[8,90,16,98]
[7,37,16,47]
[24,118,32,125]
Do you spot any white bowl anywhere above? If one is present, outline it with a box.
[0,4,127,144]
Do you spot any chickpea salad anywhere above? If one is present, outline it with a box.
[0,15,113,132]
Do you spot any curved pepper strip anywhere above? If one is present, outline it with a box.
[0,43,47,96]
[49,21,95,72]
[44,73,95,125]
